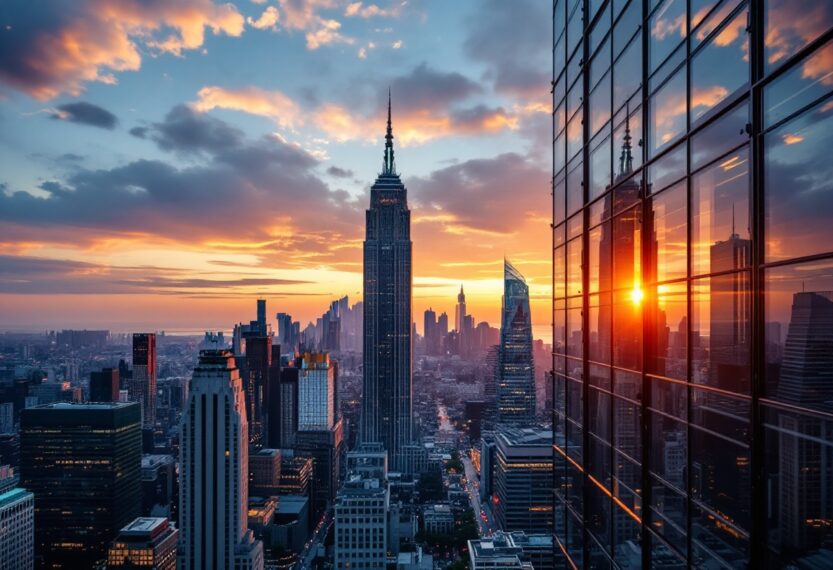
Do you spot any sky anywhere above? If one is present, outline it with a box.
[0,0,553,338]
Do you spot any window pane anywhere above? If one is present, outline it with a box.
[614,37,642,114]
[649,282,688,380]
[589,222,611,293]
[765,100,833,262]
[568,304,583,359]
[650,412,687,490]
[555,170,567,226]
[590,292,612,366]
[613,105,643,173]
[590,135,613,201]
[691,273,751,393]
[691,148,750,276]
[614,0,641,56]
[567,156,583,215]
[765,0,833,73]
[650,182,688,283]
[691,5,749,122]
[691,100,749,170]
[763,404,833,565]
[648,142,685,193]
[649,0,687,73]
[764,40,833,128]
[613,288,643,371]
[568,111,583,161]
[591,72,613,136]
[650,68,687,156]
[555,245,567,299]
[764,259,833,414]
[567,236,583,297]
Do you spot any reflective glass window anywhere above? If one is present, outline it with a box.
[568,299,584,359]
[650,411,688,485]
[764,40,833,128]
[591,72,613,136]
[567,236,583,297]
[567,0,583,57]
[691,148,750,276]
[614,0,641,56]
[765,0,833,73]
[589,222,611,293]
[613,104,643,171]
[567,156,583,214]
[613,288,643,371]
[649,282,688,380]
[650,67,687,156]
[690,101,749,170]
[614,397,642,461]
[691,273,751,393]
[765,100,833,262]
[589,292,612,365]
[590,135,613,201]
[692,0,742,47]
[649,0,687,73]
[648,141,685,193]
[567,111,583,161]
[650,183,688,283]
[554,245,566,299]
[764,259,833,414]
[554,170,567,226]
[690,6,749,123]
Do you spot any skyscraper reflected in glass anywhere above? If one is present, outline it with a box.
[497,259,535,425]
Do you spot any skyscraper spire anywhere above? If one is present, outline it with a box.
[383,88,396,176]
[619,104,633,176]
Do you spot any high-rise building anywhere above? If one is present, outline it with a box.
[256,299,267,335]
[437,312,449,348]
[242,332,272,445]
[265,345,282,450]
[298,352,335,431]
[423,307,437,356]
[178,350,263,570]
[360,93,413,471]
[141,454,177,521]
[552,4,833,567]
[455,285,467,333]
[20,402,142,569]
[497,260,535,424]
[276,313,294,352]
[491,427,552,534]
[277,453,313,498]
[0,485,34,570]
[334,444,389,570]
[90,367,120,402]
[249,448,282,497]
[107,517,178,569]
[295,418,344,520]
[131,333,157,426]
[275,366,299,449]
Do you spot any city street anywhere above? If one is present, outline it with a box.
[463,450,496,537]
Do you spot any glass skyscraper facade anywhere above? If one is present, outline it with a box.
[498,259,536,424]
[552,0,833,567]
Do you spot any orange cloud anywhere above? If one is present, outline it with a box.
[192,86,301,129]
[247,6,280,30]
[0,0,244,100]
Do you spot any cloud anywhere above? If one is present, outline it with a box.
[305,18,353,49]
[345,2,399,18]
[192,85,301,129]
[326,165,354,178]
[248,6,280,30]
[129,126,149,139]
[0,0,245,100]
[48,101,117,129]
[0,254,310,294]
[409,153,548,234]
[0,105,362,260]
[463,0,550,100]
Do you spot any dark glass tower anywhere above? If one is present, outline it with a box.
[360,92,413,471]
[131,333,157,426]
[20,402,142,569]
[497,259,535,424]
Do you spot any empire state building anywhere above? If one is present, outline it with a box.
[360,92,413,471]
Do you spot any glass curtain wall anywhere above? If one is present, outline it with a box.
[552,0,833,567]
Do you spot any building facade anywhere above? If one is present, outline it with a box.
[178,350,263,570]
[492,428,552,534]
[131,333,157,426]
[90,367,120,402]
[360,94,414,471]
[107,517,178,569]
[552,1,833,567]
[0,486,34,570]
[20,402,142,569]
[298,352,335,431]
[497,260,535,424]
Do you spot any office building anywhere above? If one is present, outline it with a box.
[0,486,34,570]
[334,444,389,570]
[497,260,535,424]
[298,352,335,431]
[131,333,157,426]
[0,401,13,434]
[360,93,414,472]
[106,517,178,569]
[249,448,282,497]
[256,299,267,335]
[468,531,551,570]
[552,2,833,566]
[295,418,344,519]
[277,453,313,499]
[423,307,437,356]
[242,331,272,445]
[422,503,454,535]
[492,427,551,534]
[90,367,120,402]
[178,350,263,570]
[20,402,142,569]
[141,454,177,521]
[275,366,299,449]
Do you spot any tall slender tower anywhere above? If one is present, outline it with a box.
[360,91,413,471]
[131,333,157,426]
[178,350,263,570]
[497,260,535,424]
[455,286,467,333]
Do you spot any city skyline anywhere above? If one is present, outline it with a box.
[0,0,552,334]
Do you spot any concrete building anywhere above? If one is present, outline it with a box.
[249,448,282,497]
[334,444,389,570]
[178,350,263,570]
[468,531,546,569]
[106,517,178,569]
[0,486,34,570]
[422,503,454,535]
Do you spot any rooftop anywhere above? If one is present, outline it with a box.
[119,517,169,537]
